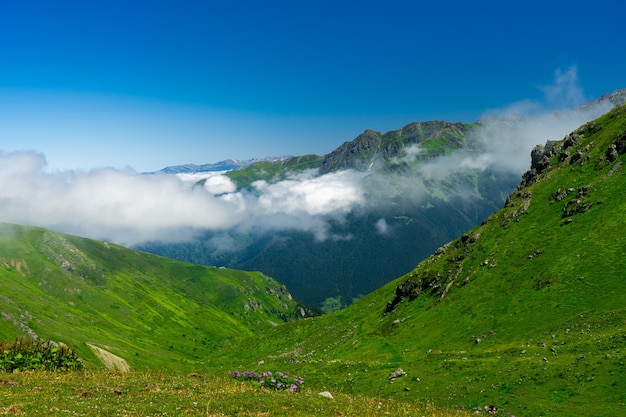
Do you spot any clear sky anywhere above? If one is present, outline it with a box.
[1,0,625,172]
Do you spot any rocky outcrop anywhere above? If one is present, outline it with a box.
[385,231,480,313]
[580,88,626,109]
[320,121,468,174]
[320,129,382,173]
[561,186,594,218]
[606,130,626,162]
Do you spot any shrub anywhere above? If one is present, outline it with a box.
[0,338,83,372]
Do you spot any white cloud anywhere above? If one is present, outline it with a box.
[253,169,365,216]
[0,153,366,245]
[0,68,618,248]
[226,169,367,241]
[389,143,424,164]
[541,67,586,109]
[175,172,238,194]
[375,218,391,236]
[423,66,613,177]
[0,152,242,245]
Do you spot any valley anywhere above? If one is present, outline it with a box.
[2,100,626,416]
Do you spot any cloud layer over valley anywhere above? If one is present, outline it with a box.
[0,151,368,245]
[0,70,618,246]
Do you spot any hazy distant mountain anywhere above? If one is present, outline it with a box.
[154,156,291,174]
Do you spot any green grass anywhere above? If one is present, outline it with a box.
[0,370,473,417]
[0,223,308,371]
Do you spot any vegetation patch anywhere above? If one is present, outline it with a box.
[229,369,305,392]
[0,338,83,372]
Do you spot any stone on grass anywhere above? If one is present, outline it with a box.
[318,391,334,400]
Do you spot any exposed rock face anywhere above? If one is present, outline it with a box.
[320,129,382,173]
[385,231,482,312]
[319,121,468,174]
[521,140,563,186]
[580,88,626,109]
[607,131,626,161]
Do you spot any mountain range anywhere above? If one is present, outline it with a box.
[138,91,626,310]
[139,120,520,309]
[1,95,625,416]
[154,156,291,174]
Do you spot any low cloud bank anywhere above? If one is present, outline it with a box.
[0,68,617,246]
[0,152,241,244]
[0,152,366,245]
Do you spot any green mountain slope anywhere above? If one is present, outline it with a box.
[206,104,626,416]
[0,223,310,370]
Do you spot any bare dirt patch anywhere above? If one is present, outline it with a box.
[86,343,130,372]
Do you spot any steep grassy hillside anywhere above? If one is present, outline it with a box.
[0,224,310,371]
[206,104,626,416]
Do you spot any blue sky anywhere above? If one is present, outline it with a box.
[1,0,624,172]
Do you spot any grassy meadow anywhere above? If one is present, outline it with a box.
[0,370,475,417]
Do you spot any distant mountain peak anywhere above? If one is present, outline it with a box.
[581,87,626,109]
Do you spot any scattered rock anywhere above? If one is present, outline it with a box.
[388,368,406,380]
[60,260,75,271]
[562,199,593,218]
[551,187,575,202]
[607,144,619,162]
[569,149,584,164]
[318,391,334,400]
